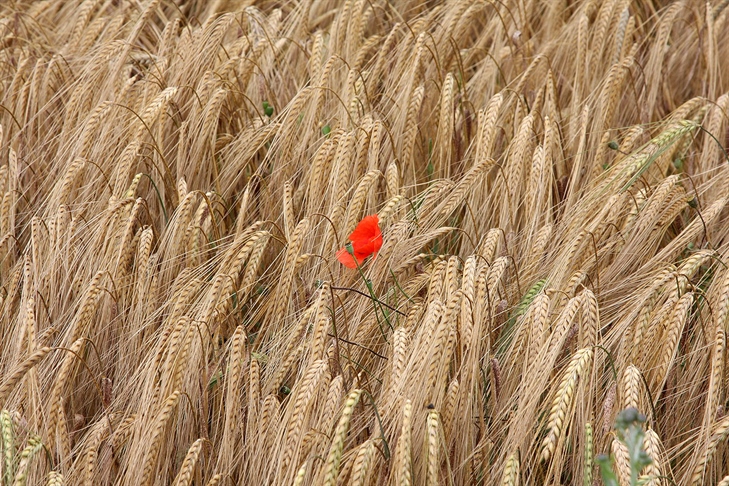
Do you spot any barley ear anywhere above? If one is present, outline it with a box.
[584,423,593,486]
[393,399,413,486]
[140,390,181,486]
[321,388,362,486]
[350,439,376,486]
[541,348,593,463]
[173,438,206,486]
[427,408,441,486]
[501,449,519,486]
[2,410,16,485]
[46,471,64,486]
[13,435,43,486]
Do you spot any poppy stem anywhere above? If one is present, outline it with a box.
[388,269,416,304]
[346,244,394,340]
[330,286,406,316]
[326,332,388,359]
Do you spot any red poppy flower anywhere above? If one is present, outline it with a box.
[336,215,383,269]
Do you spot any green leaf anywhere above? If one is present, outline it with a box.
[208,370,222,389]
[596,454,620,486]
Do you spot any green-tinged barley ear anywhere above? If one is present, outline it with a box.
[501,449,519,486]
[509,279,547,325]
[14,435,43,486]
[1,410,15,485]
[47,471,65,486]
[584,423,593,486]
[123,173,143,199]
[205,474,222,486]
[621,120,698,191]
[322,389,362,486]
[293,463,307,486]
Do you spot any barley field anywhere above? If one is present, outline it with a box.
[1,0,729,485]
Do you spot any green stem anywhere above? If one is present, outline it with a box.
[347,243,394,340]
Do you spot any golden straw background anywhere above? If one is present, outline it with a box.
[1,0,729,484]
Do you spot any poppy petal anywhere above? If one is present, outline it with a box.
[352,240,374,257]
[371,231,383,254]
[352,236,379,258]
[349,215,382,258]
[349,215,380,245]
[336,247,364,269]
[337,215,383,268]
